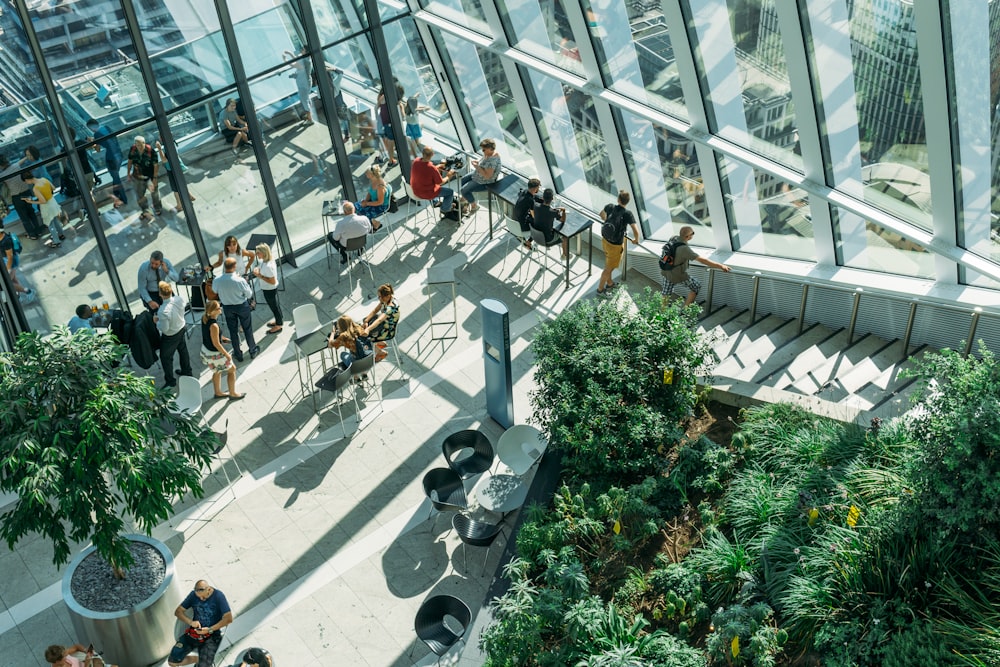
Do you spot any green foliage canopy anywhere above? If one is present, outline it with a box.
[530,291,715,486]
[0,329,216,573]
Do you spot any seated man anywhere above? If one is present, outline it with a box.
[410,145,457,216]
[169,580,233,667]
[529,188,569,257]
[327,201,372,264]
[512,177,542,240]
[68,304,95,333]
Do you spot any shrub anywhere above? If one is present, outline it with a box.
[706,603,786,667]
[686,530,758,606]
[903,346,1000,540]
[517,480,668,580]
[671,435,736,495]
[531,290,716,487]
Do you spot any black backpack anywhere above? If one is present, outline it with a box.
[659,237,686,271]
[601,206,625,242]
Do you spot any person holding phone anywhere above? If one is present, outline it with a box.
[44,643,117,667]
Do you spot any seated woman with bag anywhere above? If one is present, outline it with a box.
[327,315,373,376]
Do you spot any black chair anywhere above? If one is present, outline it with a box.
[338,234,375,284]
[316,359,357,436]
[452,512,505,575]
[422,467,468,524]
[349,352,382,426]
[413,594,472,665]
[442,429,494,478]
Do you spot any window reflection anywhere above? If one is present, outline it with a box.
[688,0,800,169]
[437,31,533,176]
[833,205,932,279]
[312,0,369,44]
[719,154,814,261]
[585,0,686,118]
[421,0,490,35]
[498,0,585,76]
[228,2,305,74]
[619,111,709,240]
[803,0,931,229]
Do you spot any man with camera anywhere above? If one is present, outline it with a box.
[409,145,458,220]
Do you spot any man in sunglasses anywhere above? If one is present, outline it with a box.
[168,580,233,667]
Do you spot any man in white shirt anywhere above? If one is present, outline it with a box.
[327,201,372,264]
[154,281,192,387]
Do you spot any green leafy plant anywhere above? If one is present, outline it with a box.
[706,603,786,667]
[0,329,216,575]
[903,346,1000,540]
[530,290,716,487]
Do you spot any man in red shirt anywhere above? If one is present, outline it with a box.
[409,146,457,216]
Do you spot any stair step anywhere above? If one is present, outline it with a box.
[815,338,903,401]
[786,333,890,396]
[707,314,789,362]
[763,328,851,390]
[713,319,803,379]
[743,323,840,385]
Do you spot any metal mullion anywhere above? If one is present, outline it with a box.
[774,0,835,265]
[913,1,959,284]
[11,0,129,315]
[213,0,297,267]
[294,0,357,202]
[119,0,207,268]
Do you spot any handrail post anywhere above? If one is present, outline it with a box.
[847,288,863,345]
[964,308,982,358]
[797,284,809,335]
[749,272,761,324]
[901,301,917,360]
[705,268,715,313]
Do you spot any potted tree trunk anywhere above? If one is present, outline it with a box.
[0,328,218,666]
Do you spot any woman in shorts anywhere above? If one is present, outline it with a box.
[201,299,243,399]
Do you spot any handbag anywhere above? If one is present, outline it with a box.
[387,193,398,214]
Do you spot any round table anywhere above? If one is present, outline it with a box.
[475,474,528,515]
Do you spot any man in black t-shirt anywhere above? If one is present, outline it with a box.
[529,188,569,257]
[597,189,640,295]
[512,178,542,235]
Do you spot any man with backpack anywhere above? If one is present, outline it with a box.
[660,225,731,306]
[126,135,162,221]
[597,190,640,295]
[0,226,34,302]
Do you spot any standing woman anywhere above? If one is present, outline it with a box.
[200,299,243,400]
[354,165,391,231]
[253,243,282,334]
[21,171,66,248]
[206,235,254,275]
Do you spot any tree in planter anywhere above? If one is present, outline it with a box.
[0,328,217,575]
[530,290,717,487]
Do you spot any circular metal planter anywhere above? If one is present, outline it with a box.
[63,535,183,667]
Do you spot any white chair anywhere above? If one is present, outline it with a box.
[173,376,203,418]
[292,303,323,336]
[403,180,435,230]
[502,215,532,280]
[369,211,398,252]
[495,424,548,477]
[292,303,330,408]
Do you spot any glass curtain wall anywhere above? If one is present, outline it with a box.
[6,0,1000,339]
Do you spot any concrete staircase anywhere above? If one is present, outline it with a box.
[699,306,927,424]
